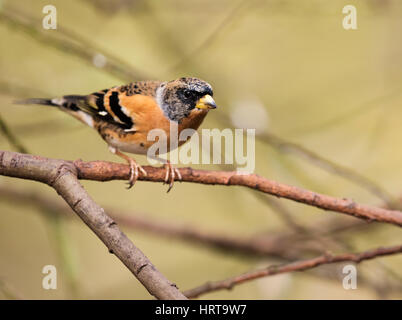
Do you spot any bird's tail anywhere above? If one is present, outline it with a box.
[14,98,60,106]
[14,95,87,109]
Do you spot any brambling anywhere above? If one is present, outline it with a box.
[17,77,217,191]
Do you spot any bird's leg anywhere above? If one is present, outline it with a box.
[108,146,147,189]
[149,155,181,192]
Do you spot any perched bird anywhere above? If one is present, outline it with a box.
[16,77,217,191]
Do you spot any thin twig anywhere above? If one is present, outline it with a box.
[168,0,252,72]
[0,9,153,82]
[184,244,402,298]
[2,185,401,297]
[258,130,399,209]
[0,185,327,259]
[217,113,399,209]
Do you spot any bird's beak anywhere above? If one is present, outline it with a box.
[195,94,217,110]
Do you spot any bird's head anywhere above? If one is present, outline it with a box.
[157,77,217,122]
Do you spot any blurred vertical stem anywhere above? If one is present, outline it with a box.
[0,113,80,298]
[0,114,28,153]
[46,213,80,298]
[0,278,23,299]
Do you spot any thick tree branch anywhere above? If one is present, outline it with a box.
[183,244,402,298]
[75,162,402,227]
[2,151,400,226]
[0,150,186,300]
[1,150,401,299]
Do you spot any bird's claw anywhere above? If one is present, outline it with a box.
[126,159,147,189]
[163,162,181,192]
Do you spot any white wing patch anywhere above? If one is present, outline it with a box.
[77,111,94,127]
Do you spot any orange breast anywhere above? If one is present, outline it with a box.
[118,93,209,150]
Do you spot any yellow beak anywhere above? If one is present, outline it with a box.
[195,94,217,110]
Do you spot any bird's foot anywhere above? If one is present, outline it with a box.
[163,161,182,192]
[108,147,147,189]
[126,158,147,189]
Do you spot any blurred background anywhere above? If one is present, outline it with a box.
[0,0,401,299]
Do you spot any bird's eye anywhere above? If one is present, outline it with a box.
[183,90,192,99]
